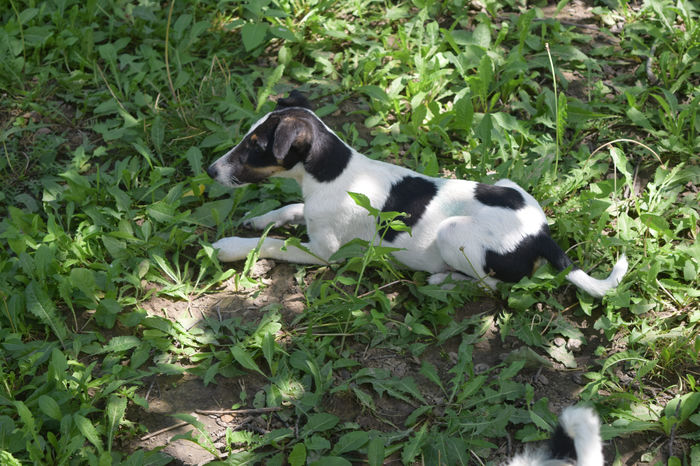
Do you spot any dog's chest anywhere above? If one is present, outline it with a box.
[303,187,377,244]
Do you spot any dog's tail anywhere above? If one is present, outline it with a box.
[506,406,604,466]
[550,406,605,466]
[539,234,628,298]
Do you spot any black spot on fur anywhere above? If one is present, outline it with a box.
[246,139,279,168]
[475,183,525,210]
[549,424,577,461]
[380,176,438,242]
[483,224,576,282]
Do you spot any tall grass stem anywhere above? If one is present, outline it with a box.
[545,43,559,176]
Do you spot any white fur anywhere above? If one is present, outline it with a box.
[507,406,604,466]
[566,256,628,298]
[243,203,305,229]
[209,107,628,297]
[559,406,604,466]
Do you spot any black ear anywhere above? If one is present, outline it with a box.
[275,90,313,110]
[272,117,312,161]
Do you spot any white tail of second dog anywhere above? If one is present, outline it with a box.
[507,406,604,466]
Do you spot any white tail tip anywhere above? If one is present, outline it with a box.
[559,406,604,466]
[567,254,629,298]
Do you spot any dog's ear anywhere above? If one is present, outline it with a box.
[272,117,312,162]
[275,90,313,111]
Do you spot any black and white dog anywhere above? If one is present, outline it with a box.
[507,406,604,466]
[206,92,628,297]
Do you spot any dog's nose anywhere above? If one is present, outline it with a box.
[206,164,218,179]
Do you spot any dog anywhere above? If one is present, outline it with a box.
[507,406,604,466]
[206,91,628,297]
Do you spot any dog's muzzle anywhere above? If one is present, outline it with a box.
[206,164,219,180]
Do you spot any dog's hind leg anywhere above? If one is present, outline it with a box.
[244,203,305,229]
[434,216,500,290]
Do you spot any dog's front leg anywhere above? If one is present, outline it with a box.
[243,203,305,229]
[213,236,327,264]
[427,271,474,289]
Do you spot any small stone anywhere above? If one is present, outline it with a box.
[284,300,305,314]
[474,363,489,374]
[220,414,234,423]
[567,338,583,352]
[572,373,585,385]
[553,337,566,347]
[537,374,549,385]
[250,259,275,278]
[615,369,633,386]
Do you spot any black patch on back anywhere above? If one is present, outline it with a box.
[483,224,577,282]
[380,176,438,242]
[549,424,577,461]
[475,183,525,210]
[276,90,313,110]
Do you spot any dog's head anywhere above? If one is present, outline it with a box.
[206,91,351,186]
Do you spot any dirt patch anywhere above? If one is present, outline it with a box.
[139,260,306,327]
[126,261,307,464]
[541,0,598,26]
[129,374,269,465]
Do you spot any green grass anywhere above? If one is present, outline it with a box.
[1,0,699,464]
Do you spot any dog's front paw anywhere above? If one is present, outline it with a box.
[242,204,305,229]
[212,237,259,262]
[242,213,277,230]
[428,271,479,290]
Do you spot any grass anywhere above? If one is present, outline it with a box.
[0,0,698,464]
